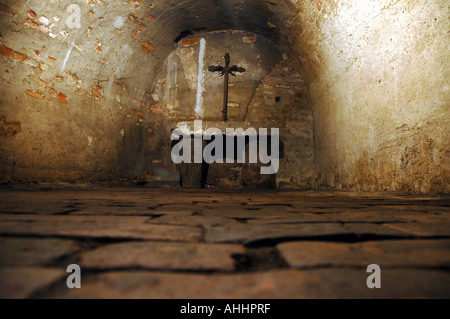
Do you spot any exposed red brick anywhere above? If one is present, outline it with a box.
[129,14,138,23]
[164,166,175,170]
[0,4,14,18]
[243,36,257,43]
[142,41,153,53]
[25,19,38,28]
[38,25,49,33]
[88,11,94,17]
[92,86,103,97]
[27,90,45,99]
[180,47,194,56]
[58,93,68,104]
[0,45,28,62]
[150,104,159,109]
[147,15,154,20]
[48,56,56,62]
[49,88,57,98]
[181,38,199,46]
[27,10,37,19]
[0,45,12,58]
[131,31,137,38]
[13,51,27,62]
[115,29,121,36]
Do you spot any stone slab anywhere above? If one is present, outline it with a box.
[0,268,65,299]
[148,214,238,227]
[71,206,158,216]
[278,240,450,268]
[246,212,403,224]
[0,215,201,242]
[80,242,245,272]
[58,269,450,299]
[150,204,201,215]
[0,238,79,267]
[201,205,295,219]
[383,223,450,237]
[204,223,410,244]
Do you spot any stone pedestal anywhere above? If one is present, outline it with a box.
[177,162,204,189]
[173,137,208,189]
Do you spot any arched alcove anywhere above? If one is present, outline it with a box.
[150,31,283,122]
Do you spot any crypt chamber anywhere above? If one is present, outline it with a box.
[0,0,448,299]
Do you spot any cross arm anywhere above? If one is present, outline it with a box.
[229,65,246,76]
[208,65,225,74]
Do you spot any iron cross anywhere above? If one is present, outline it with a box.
[208,53,246,122]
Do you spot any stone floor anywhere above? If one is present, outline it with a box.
[0,186,449,298]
